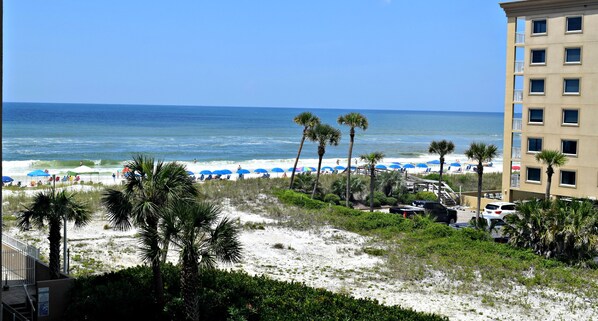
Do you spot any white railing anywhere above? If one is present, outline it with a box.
[513,89,523,103]
[512,147,521,160]
[514,61,524,74]
[511,174,520,188]
[512,118,522,131]
[515,32,525,44]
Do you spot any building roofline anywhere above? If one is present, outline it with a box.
[500,0,598,17]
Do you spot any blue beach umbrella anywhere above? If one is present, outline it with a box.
[389,164,402,170]
[375,164,387,170]
[287,167,299,172]
[334,165,346,171]
[27,170,51,177]
[427,160,441,165]
[2,176,14,183]
[416,163,428,168]
[403,164,415,169]
[350,166,357,171]
[307,167,317,172]
[450,162,461,167]
[391,162,402,165]
[321,166,334,172]
[254,168,268,174]
[271,167,285,173]
[199,170,212,175]
[220,169,233,175]
[186,171,195,176]
[237,169,250,174]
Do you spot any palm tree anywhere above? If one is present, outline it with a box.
[360,152,385,212]
[306,124,342,198]
[535,150,568,200]
[290,112,321,190]
[18,188,91,279]
[161,200,242,321]
[338,113,369,207]
[428,140,455,203]
[464,142,498,223]
[102,154,197,309]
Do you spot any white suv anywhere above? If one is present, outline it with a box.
[484,202,517,219]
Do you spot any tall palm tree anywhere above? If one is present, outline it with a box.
[102,154,197,309]
[428,140,455,203]
[18,188,91,279]
[464,142,498,223]
[306,124,342,198]
[338,113,369,207]
[290,112,320,190]
[360,152,385,212]
[161,200,242,321]
[535,150,568,200]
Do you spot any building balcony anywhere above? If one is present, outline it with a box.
[512,147,521,160]
[514,61,524,74]
[510,174,520,188]
[515,32,525,45]
[512,118,522,131]
[513,89,523,103]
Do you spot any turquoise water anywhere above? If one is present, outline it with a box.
[2,102,503,165]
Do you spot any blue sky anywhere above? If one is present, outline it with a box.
[4,1,508,112]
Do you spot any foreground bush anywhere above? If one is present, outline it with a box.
[66,265,448,321]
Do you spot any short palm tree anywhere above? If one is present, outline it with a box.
[360,152,385,212]
[338,113,368,207]
[290,112,320,190]
[428,140,455,203]
[306,124,342,198]
[18,188,91,279]
[464,142,498,223]
[161,200,242,321]
[535,150,568,200]
[102,154,197,309]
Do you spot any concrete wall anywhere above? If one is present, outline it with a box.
[36,278,74,321]
[460,191,503,212]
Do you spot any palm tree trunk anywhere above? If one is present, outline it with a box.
[312,153,324,199]
[48,221,62,279]
[546,172,552,200]
[290,135,306,190]
[438,160,444,203]
[147,221,165,310]
[346,132,355,207]
[161,241,169,264]
[181,254,199,321]
[370,168,375,212]
[476,163,483,224]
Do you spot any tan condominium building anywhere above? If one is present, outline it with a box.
[500,0,598,201]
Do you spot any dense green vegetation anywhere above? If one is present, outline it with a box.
[65,264,447,321]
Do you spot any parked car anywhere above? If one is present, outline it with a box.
[449,215,510,243]
[412,201,458,224]
[484,202,517,219]
[389,205,425,218]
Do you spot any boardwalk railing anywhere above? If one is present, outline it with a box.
[2,234,40,286]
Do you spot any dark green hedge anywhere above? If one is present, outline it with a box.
[66,265,447,321]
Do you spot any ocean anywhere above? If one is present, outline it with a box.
[2,102,504,176]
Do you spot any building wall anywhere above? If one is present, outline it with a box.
[501,0,598,201]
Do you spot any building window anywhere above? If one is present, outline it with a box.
[528,108,544,123]
[561,140,578,156]
[530,79,545,94]
[562,109,579,125]
[566,16,582,33]
[563,79,580,94]
[565,48,581,64]
[526,168,541,182]
[528,138,542,153]
[530,49,546,65]
[560,170,576,187]
[532,19,547,34]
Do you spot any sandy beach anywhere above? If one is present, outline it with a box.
[3,179,595,321]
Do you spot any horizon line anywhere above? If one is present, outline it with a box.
[3,100,504,114]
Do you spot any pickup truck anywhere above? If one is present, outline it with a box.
[390,201,457,224]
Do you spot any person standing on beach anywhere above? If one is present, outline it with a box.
[112,173,116,182]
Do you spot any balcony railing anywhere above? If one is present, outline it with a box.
[512,147,521,160]
[512,118,522,131]
[513,89,523,103]
[510,174,520,188]
[514,61,524,74]
[515,32,525,44]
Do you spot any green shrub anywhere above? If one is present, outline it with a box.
[385,197,398,206]
[423,224,454,238]
[323,193,341,205]
[274,189,326,210]
[67,266,448,321]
